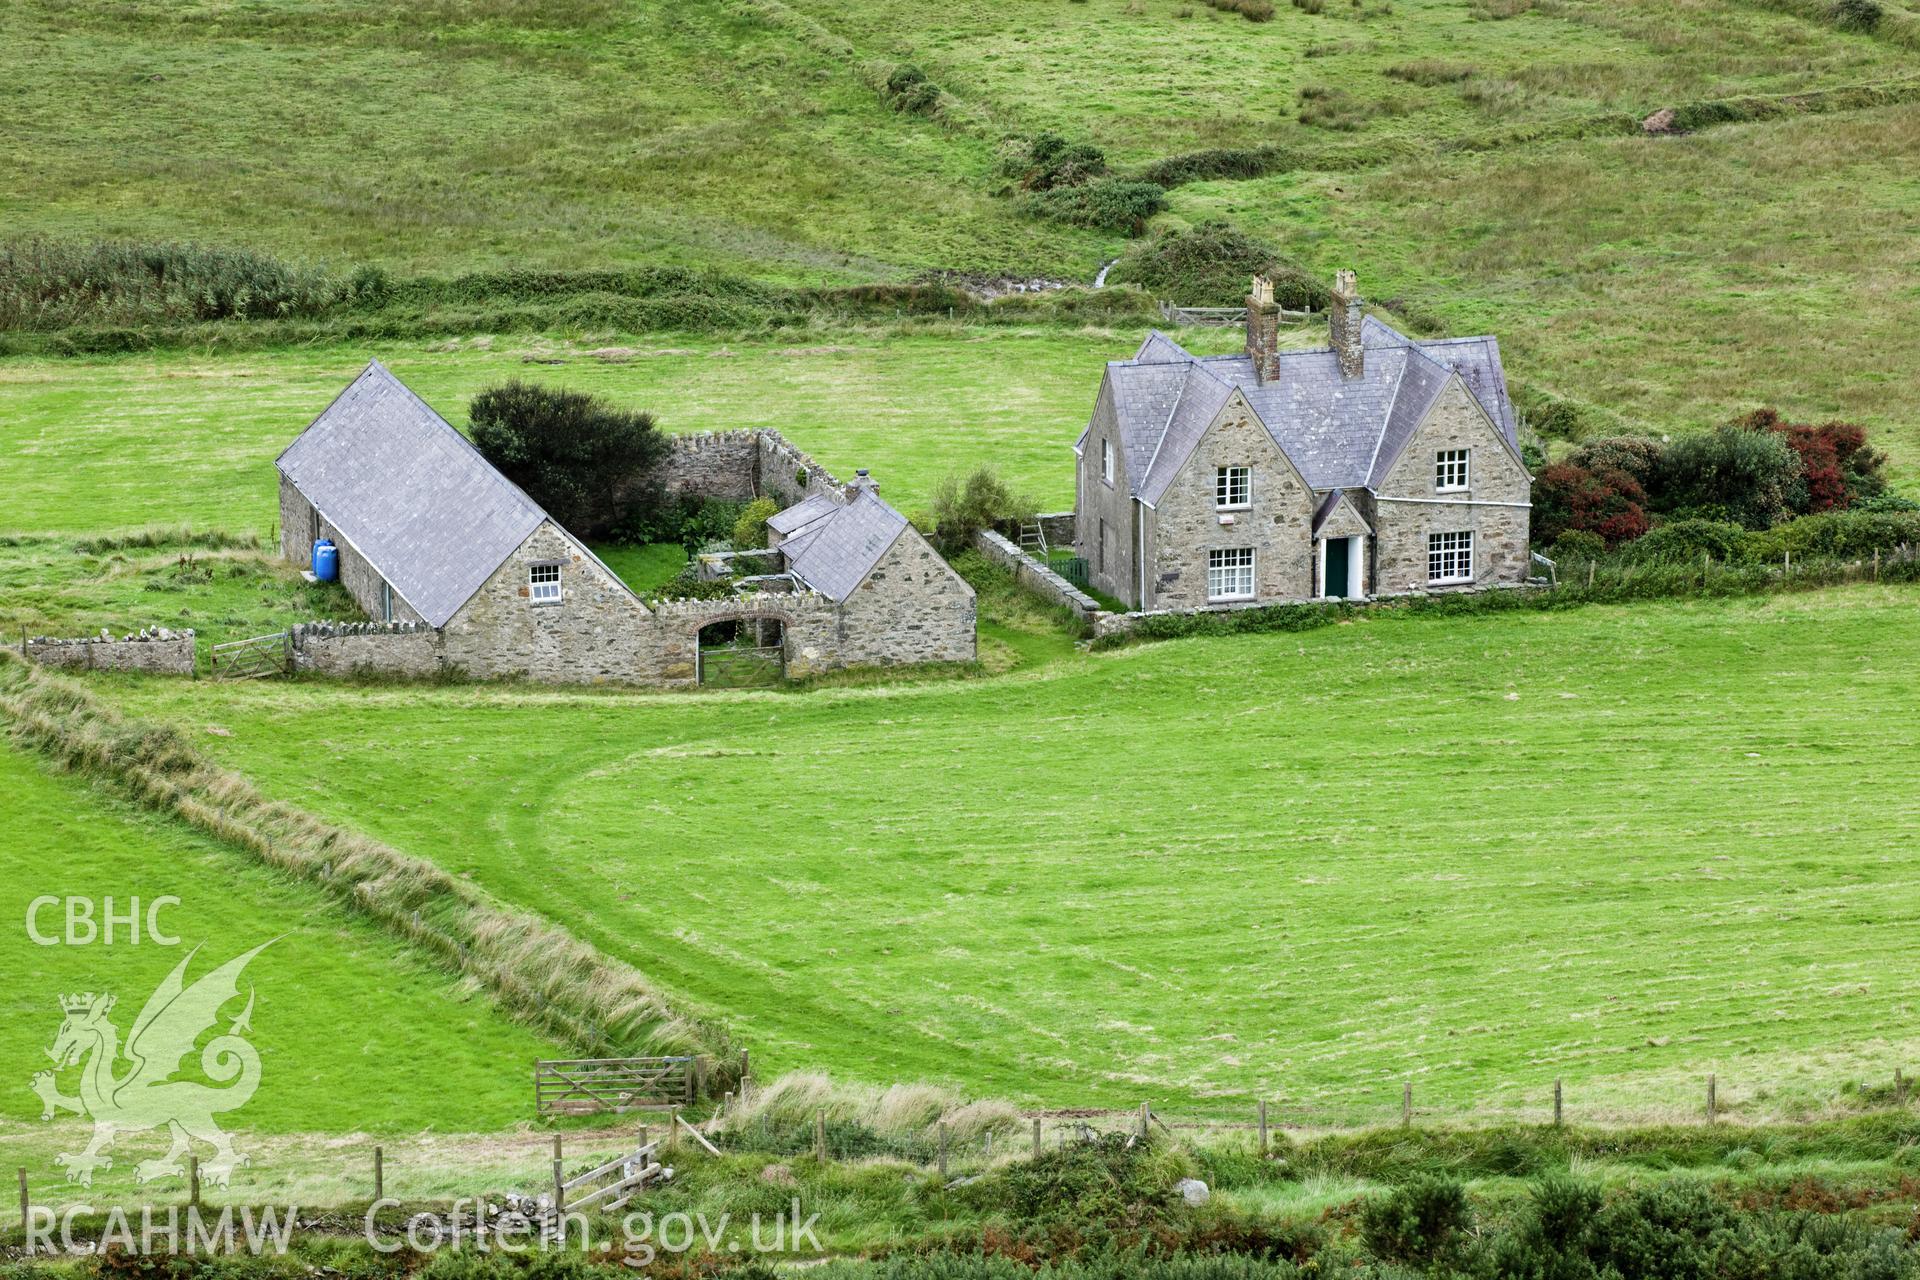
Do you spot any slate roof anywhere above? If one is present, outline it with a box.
[276,361,628,627]
[1090,316,1518,503]
[773,486,910,603]
[767,492,839,536]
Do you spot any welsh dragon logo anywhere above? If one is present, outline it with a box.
[30,942,272,1188]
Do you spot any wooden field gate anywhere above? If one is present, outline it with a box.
[210,630,290,680]
[536,1056,706,1116]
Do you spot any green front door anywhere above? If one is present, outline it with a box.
[1324,537,1349,599]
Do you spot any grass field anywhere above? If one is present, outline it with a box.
[0,743,562,1154]
[95,585,1920,1121]
[0,327,1252,536]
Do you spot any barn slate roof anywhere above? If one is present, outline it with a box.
[766,492,839,536]
[1089,316,1517,504]
[773,485,910,603]
[276,361,624,628]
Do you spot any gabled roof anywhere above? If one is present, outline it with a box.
[1088,317,1518,502]
[774,486,910,603]
[767,491,839,536]
[276,361,635,627]
[1312,488,1373,536]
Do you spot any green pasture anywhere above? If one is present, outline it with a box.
[0,744,562,1165]
[98,585,1920,1120]
[0,328,1249,536]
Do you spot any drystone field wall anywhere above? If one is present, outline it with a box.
[24,629,196,675]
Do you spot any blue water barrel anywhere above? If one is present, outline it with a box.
[311,539,339,583]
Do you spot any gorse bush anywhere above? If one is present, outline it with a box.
[1358,1176,1472,1265]
[1001,133,1110,192]
[1020,179,1168,235]
[731,497,780,550]
[930,466,1037,552]
[1108,223,1330,308]
[884,64,944,114]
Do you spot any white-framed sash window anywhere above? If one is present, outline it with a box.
[1427,530,1473,583]
[1435,448,1470,492]
[530,561,562,604]
[1207,547,1256,601]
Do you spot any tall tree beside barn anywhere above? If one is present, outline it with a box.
[468,381,669,539]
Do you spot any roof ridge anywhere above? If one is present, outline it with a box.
[1363,351,1414,485]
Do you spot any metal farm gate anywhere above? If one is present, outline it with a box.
[210,630,290,680]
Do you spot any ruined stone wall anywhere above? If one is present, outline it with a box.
[291,621,441,678]
[832,528,977,667]
[654,430,842,509]
[25,629,196,675]
[648,594,841,682]
[1371,380,1532,593]
[440,520,658,683]
[1146,396,1315,610]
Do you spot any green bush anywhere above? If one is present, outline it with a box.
[1000,132,1110,191]
[1546,530,1605,565]
[1107,223,1329,308]
[731,497,780,550]
[883,64,944,114]
[467,381,669,540]
[1359,1176,1472,1265]
[1651,425,1800,529]
[1832,0,1883,30]
[1620,518,1749,565]
[1020,180,1168,234]
[1741,508,1920,562]
[1568,435,1664,487]
[930,466,1037,553]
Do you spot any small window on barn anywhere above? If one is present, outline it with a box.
[1428,530,1473,583]
[1101,438,1114,485]
[529,562,562,605]
[1216,466,1250,509]
[1207,547,1255,602]
[1435,449,1469,492]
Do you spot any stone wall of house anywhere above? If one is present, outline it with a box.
[277,476,422,624]
[1371,380,1532,594]
[24,629,196,675]
[1076,379,1140,607]
[974,530,1101,621]
[291,621,441,678]
[1147,393,1316,610]
[440,520,657,683]
[833,528,977,666]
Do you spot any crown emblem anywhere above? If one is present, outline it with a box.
[60,992,106,1015]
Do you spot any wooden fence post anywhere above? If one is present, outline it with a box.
[1033,1117,1042,1155]
[1553,1079,1563,1128]
[374,1146,384,1202]
[1258,1100,1269,1156]
[18,1168,28,1250]
[1588,560,1596,588]
[815,1111,827,1163]
[553,1133,563,1164]
[938,1124,949,1179]
[1897,1067,1908,1106]
[1138,1102,1150,1141]
[669,1110,680,1151]
[189,1155,200,1208]
[1706,1075,1717,1124]
[552,1157,565,1214]
[1402,1081,1412,1128]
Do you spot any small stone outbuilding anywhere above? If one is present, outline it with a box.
[276,362,974,685]
[1074,271,1532,610]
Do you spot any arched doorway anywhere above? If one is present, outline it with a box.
[696,615,786,687]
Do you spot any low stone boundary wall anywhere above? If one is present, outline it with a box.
[657,429,843,510]
[24,628,196,675]
[290,621,442,678]
[974,530,1103,621]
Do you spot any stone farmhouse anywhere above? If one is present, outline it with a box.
[1074,272,1531,610]
[275,362,974,685]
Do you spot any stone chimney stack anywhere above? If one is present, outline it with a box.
[845,468,878,501]
[1329,269,1364,380]
[1245,275,1280,384]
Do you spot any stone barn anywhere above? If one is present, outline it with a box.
[276,361,974,685]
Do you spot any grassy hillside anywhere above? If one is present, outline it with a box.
[0,744,562,1152]
[102,586,1920,1120]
